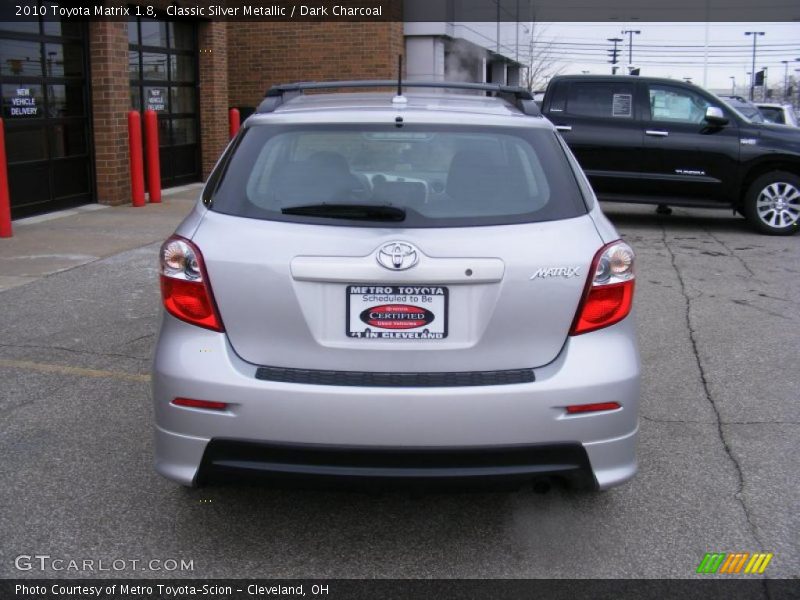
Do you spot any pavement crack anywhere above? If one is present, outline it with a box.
[124,333,155,345]
[640,415,713,424]
[641,415,800,426]
[729,299,791,322]
[660,223,765,550]
[2,399,37,419]
[704,228,757,278]
[723,421,800,426]
[0,342,148,363]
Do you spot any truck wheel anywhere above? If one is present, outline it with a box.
[743,172,800,235]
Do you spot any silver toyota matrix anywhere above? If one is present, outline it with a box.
[152,81,640,491]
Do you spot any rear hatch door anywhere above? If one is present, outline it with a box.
[193,213,601,371]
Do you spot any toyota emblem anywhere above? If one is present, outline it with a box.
[376,242,419,270]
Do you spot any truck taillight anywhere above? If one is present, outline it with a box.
[159,235,224,332]
[570,240,635,335]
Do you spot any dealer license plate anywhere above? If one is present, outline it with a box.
[346,285,448,339]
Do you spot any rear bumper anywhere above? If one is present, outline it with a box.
[195,440,599,489]
[152,313,640,490]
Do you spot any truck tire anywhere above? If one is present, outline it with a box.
[743,171,800,235]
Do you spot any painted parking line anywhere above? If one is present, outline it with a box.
[0,358,150,383]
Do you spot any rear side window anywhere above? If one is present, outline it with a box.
[758,106,784,124]
[209,124,587,228]
[565,82,634,119]
[547,82,567,113]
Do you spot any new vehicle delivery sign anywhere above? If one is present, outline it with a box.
[8,88,38,117]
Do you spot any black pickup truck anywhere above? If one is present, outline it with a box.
[540,75,800,235]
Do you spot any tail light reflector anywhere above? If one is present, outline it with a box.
[570,240,635,335]
[172,398,228,411]
[566,402,621,414]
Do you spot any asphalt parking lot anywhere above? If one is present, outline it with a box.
[0,200,797,580]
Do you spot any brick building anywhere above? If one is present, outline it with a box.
[0,4,518,218]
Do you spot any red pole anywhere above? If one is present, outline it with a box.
[229,108,240,139]
[0,119,11,238]
[144,109,161,204]
[128,111,145,207]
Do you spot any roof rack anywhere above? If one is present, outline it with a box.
[256,80,541,117]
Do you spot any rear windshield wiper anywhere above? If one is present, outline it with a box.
[281,203,406,222]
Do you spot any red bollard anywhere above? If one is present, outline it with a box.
[128,111,145,207]
[144,109,161,204]
[229,108,240,139]
[0,118,12,238]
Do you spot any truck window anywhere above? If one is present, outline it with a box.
[565,82,635,119]
[648,85,711,124]
[547,82,567,113]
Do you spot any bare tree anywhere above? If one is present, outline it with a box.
[521,23,565,92]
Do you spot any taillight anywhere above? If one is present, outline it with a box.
[159,235,224,332]
[570,240,635,335]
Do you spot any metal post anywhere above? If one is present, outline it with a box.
[608,37,623,75]
[797,68,800,107]
[622,29,640,70]
[702,21,709,88]
[515,0,519,62]
[745,31,765,101]
[750,36,756,100]
[496,0,500,53]
[127,111,145,208]
[0,119,12,238]
[781,60,789,100]
[794,69,800,106]
[144,109,161,204]
[229,108,240,139]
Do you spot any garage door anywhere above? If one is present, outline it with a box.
[0,19,92,218]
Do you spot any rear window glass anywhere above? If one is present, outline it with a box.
[719,98,764,123]
[208,124,587,228]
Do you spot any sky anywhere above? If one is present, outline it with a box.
[461,22,800,94]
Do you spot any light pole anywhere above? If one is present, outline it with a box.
[745,31,765,101]
[796,68,800,107]
[622,29,640,73]
[781,60,790,101]
[730,76,736,95]
[607,37,623,75]
[515,22,529,64]
[792,57,800,104]
[762,66,768,101]
[495,0,500,54]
